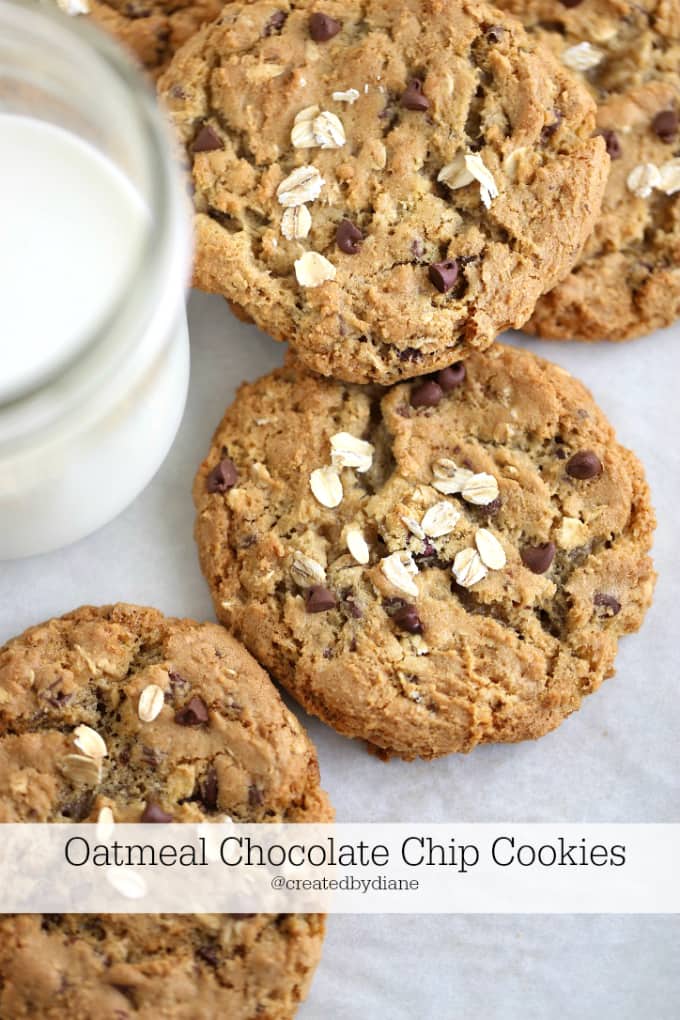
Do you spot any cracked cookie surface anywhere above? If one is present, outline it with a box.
[87,0,223,78]
[194,347,656,760]
[0,603,331,1019]
[159,0,607,383]
[495,0,680,341]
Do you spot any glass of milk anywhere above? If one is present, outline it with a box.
[0,0,191,558]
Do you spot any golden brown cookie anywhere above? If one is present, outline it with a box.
[495,0,680,341]
[0,603,331,1019]
[194,348,656,760]
[82,0,223,78]
[158,0,608,383]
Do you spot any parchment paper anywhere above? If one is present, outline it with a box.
[1,293,677,1018]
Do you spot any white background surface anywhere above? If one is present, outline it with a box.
[1,293,678,1018]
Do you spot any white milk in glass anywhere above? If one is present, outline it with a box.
[0,115,148,402]
[0,113,190,558]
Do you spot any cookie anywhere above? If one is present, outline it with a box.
[158,0,608,384]
[84,0,222,78]
[494,0,680,341]
[0,603,331,1019]
[194,348,656,761]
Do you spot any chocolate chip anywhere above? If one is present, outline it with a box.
[566,450,602,480]
[410,380,443,408]
[201,767,219,810]
[521,542,556,574]
[343,591,363,618]
[264,10,286,36]
[428,260,459,294]
[207,457,238,493]
[309,12,341,42]
[401,78,430,112]
[248,784,264,807]
[197,945,219,967]
[393,604,424,635]
[436,362,466,391]
[486,25,504,43]
[306,585,336,613]
[175,696,210,726]
[560,0,584,6]
[141,801,173,823]
[473,495,502,518]
[652,109,678,143]
[596,129,622,159]
[191,124,223,153]
[398,347,423,363]
[541,111,563,143]
[336,219,363,254]
[61,791,95,822]
[594,593,622,616]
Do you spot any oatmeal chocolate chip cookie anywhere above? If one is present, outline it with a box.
[0,604,331,1019]
[158,0,608,384]
[495,0,680,341]
[68,0,223,78]
[194,348,656,761]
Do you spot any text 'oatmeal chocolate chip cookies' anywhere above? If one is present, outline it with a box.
[79,0,223,78]
[194,346,656,761]
[495,0,680,342]
[159,0,608,384]
[0,604,332,1019]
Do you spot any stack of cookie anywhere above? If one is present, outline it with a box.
[153,0,661,760]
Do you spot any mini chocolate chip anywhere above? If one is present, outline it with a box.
[168,670,190,697]
[306,585,336,613]
[263,10,286,36]
[336,219,363,254]
[309,11,341,41]
[191,124,223,153]
[597,129,622,159]
[521,542,556,574]
[594,593,622,616]
[197,945,219,968]
[475,495,502,517]
[393,604,424,635]
[141,802,173,823]
[201,767,218,810]
[541,111,563,143]
[566,450,602,480]
[61,791,95,822]
[401,78,430,112]
[175,696,210,726]
[410,380,443,408]
[207,457,238,493]
[560,0,584,6]
[428,260,459,294]
[398,347,423,363]
[248,784,264,807]
[436,362,466,390]
[652,109,678,143]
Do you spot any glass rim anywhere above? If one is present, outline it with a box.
[0,0,190,444]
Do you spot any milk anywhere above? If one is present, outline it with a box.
[0,113,190,558]
[0,115,148,403]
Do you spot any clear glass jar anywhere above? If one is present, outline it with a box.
[0,1,191,559]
